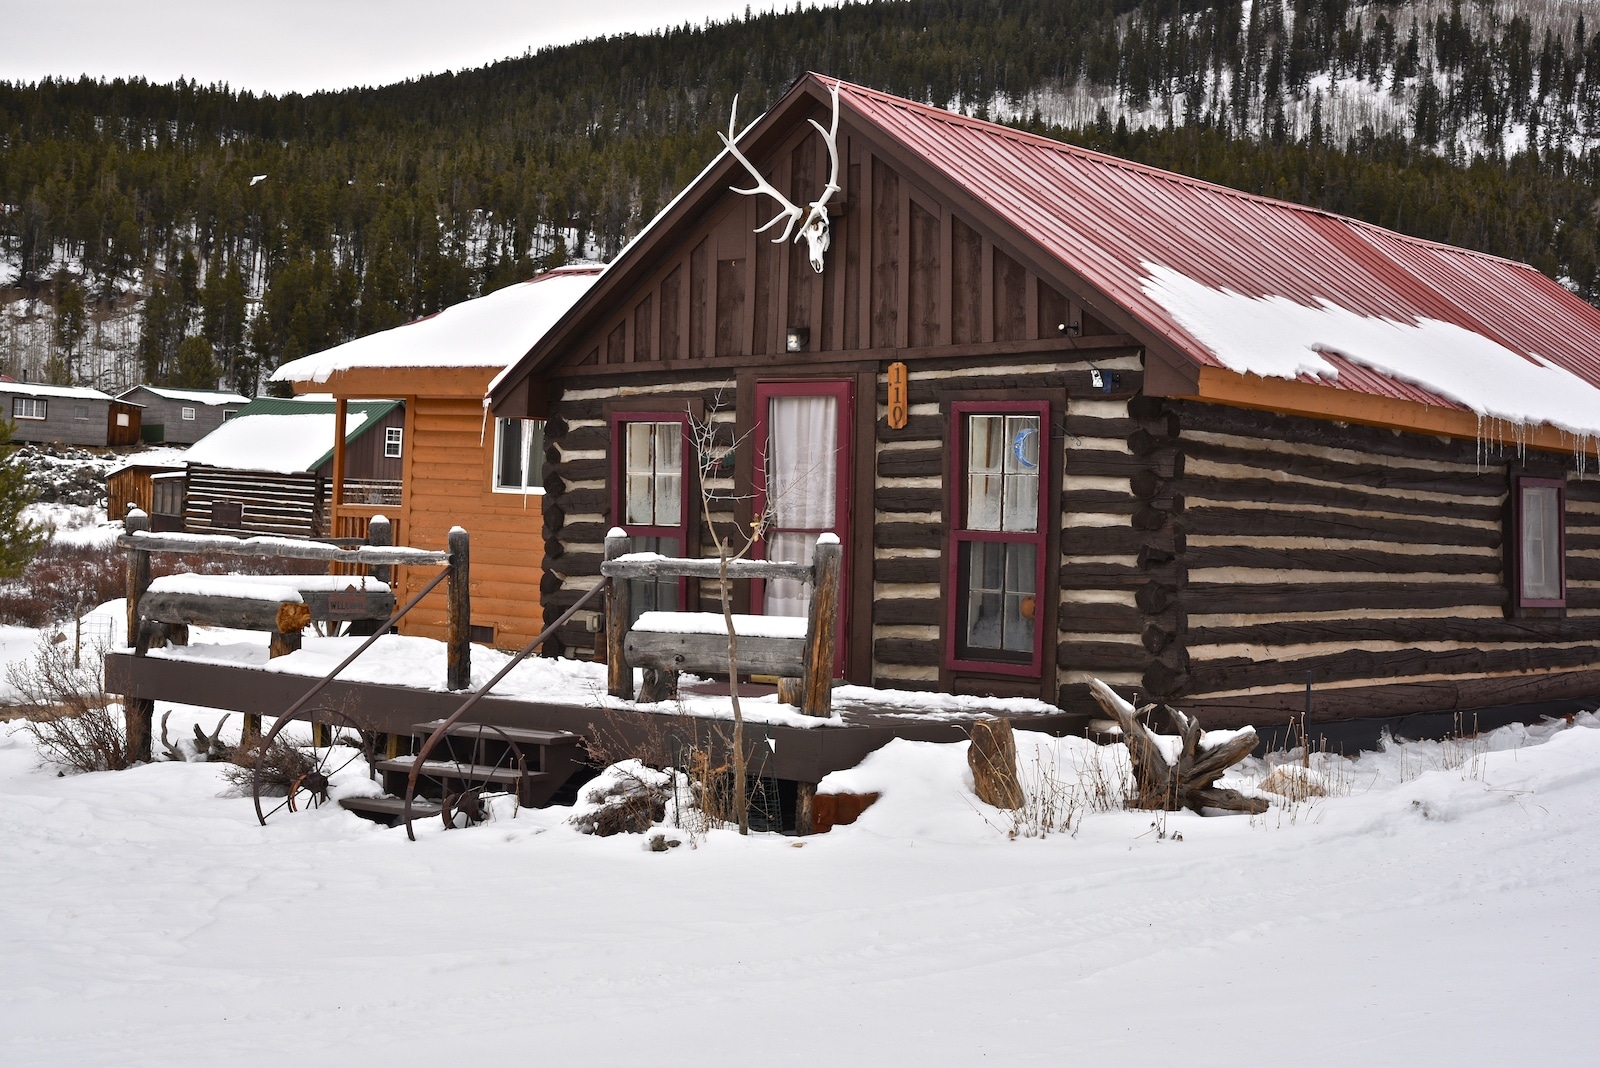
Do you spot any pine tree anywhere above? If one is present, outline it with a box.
[0,420,45,580]
[174,335,217,388]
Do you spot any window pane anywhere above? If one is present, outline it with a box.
[497,419,523,489]
[968,473,1003,530]
[1521,485,1562,601]
[1002,543,1037,651]
[1003,415,1039,473]
[655,473,681,526]
[768,396,837,528]
[627,536,679,621]
[624,423,657,524]
[958,541,1035,660]
[625,475,656,525]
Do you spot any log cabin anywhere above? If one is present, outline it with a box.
[270,265,602,649]
[176,396,405,537]
[487,73,1600,735]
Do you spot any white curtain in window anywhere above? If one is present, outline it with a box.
[765,395,837,616]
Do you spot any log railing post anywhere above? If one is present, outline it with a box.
[604,529,633,700]
[446,526,471,690]
[367,514,393,587]
[122,509,154,762]
[800,534,842,717]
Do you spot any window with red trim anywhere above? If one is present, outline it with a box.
[1515,476,1566,609]
[946,401,1048,676]
[610,411,691,618]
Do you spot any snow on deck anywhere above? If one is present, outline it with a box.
[146,629,1055,727]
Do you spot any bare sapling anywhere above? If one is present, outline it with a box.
[689,407,767,835]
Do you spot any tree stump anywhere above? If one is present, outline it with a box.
[1088,679,1268,815]
[968,718,1025,809]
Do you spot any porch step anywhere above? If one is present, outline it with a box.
[410,721,581,747]
[339,795,444,823]
[373,756,554,786]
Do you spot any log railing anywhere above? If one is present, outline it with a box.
[340,478,403,507]
[116,512,473,764]
[599,529,842,717]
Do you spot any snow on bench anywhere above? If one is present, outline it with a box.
[632,611,808,640]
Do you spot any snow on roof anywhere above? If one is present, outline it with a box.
[0,382,115,401]
[829,77,1600,436]
[1140,264,1600,438]
[182,410,370,473]
[272,265,603,384]
[119,385,251,405]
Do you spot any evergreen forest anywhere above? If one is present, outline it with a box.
[1,0,1596,394]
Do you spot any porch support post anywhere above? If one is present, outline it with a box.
[367,514,393,586]
[794,782,816,836]
[122,509,154,762]
[329,397,348,538]
[800,535,842,717]
[604,530,633,700]
[446,527,471,690]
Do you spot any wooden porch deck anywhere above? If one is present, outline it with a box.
[104,650,1087,785]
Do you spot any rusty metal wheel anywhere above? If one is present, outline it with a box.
[401,723,531,837]
[250,707,375,824]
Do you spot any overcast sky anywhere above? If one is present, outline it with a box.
[3,1,848,95]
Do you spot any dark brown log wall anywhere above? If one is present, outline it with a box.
[871,352,1157,709]
[537,373,739,658]
[1149,400,1600,728]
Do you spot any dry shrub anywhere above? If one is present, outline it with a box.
[569,762,671,836]
[220,737,318,796]
[4,633,132,772]
[577,714,740,840]
[1259,764,1329,801]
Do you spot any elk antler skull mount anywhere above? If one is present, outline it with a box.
[720,80,842,274]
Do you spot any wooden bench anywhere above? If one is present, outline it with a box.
[599,530,842,716]
[136,575,396,658]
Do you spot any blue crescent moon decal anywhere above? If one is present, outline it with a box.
[1013,427,1038,469]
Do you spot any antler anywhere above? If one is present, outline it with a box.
[720,95,805,243]
[720,81,845,273]
[795,80,843,273]
[159,711,184,762]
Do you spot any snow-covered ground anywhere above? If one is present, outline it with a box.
[1,645,1597,1065]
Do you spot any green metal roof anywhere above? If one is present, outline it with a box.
[231,397,403,472]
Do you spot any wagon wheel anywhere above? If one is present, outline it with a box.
[250,707,375,824]
[401,723,530,838]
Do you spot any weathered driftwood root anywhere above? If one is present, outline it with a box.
[1088,679,1268,815]
[967,718,1024,809]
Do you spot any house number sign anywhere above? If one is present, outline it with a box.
[887,362,909,429]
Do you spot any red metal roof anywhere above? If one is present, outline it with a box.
[834,77,1600,408]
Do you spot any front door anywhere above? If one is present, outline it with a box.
[753,380,853,673]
